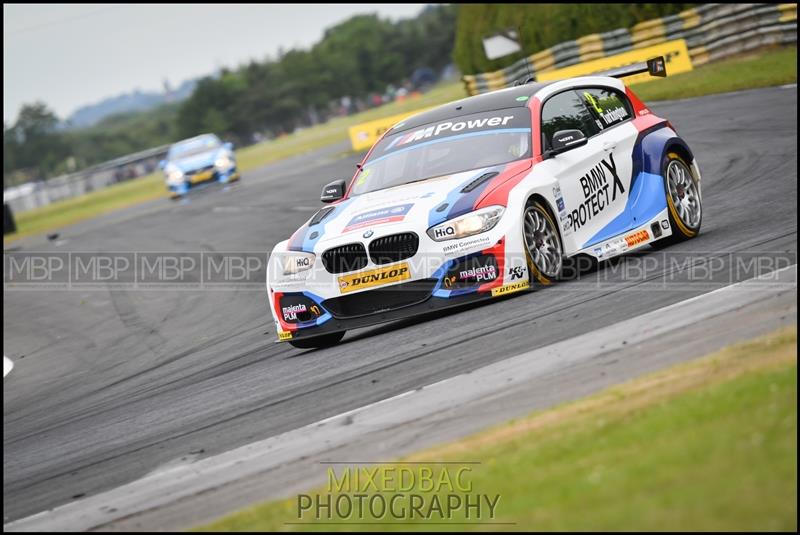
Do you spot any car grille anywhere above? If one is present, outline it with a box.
[186,164,214,176]
[322,278,437,318]
[321,243,368,274]
[368,232,419,265]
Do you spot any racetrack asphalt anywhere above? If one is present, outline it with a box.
[3,85,797,524]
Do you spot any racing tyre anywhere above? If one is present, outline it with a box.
[655,152,702,246]
[523,200,564,286]
[289,331,346,349]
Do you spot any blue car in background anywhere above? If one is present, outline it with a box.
[160,133,240,198]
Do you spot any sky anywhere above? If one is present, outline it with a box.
[3,3,428,123]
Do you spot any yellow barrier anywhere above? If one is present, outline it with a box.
[348,108,433,152]
[536,39,693,86]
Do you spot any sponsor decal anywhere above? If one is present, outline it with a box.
[507,266,525,280]
[566,153,626,232]
[392,115,517,149]
[458,264,497,283]
[593,246,604,258]
[338,262,411,294]
[661,219,669,229]
[294,256,311,270]
[432,225,456,240]
[624,229,650,247]
[282,303,307,321]
[278,330,293,341]
[444,254,500,290]
[553,184,571,234]
[602,237,628,256]
[378,109,531,155]
[491,280,530,297]
[343,204,413,232]
[310,305,322,316]
[442,236,492,257]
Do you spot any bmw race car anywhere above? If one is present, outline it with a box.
[266,57,702,348]
[160,133,240,198]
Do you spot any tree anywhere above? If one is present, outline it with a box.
[452,4,693,74]
[5,102,71,180]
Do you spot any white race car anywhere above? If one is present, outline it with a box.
[267,58,702,348]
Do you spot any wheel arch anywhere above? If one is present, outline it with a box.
[637,126,694,177]
[664,139,694,168]
[523,192,564,241]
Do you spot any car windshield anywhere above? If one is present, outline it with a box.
[168,135,221,159]
[351,107,531,196]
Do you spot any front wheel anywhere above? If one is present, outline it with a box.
[288,331,346,349]
[522,200,564,286]
[657,152,702,246]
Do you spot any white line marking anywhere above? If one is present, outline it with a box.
[3,355,13,378]
[315,389,416,426]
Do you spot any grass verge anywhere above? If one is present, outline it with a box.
[631,46,796,101]
[5,46,796,244]
[196,327,797,531]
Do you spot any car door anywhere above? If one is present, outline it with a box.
[576,86,640,247]
[537,88,634,253]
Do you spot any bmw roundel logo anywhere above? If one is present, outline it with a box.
[363,230,374,238]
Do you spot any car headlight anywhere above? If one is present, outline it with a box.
[165,164,184,185]
[427,205,505,241]
[274,251,316,278]
[215,153,234,170]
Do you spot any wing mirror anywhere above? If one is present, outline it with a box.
[321,179,346,203]
[547,129,588,157]
[158,159,167,170]
[223,141,234,151]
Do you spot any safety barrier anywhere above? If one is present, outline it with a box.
[3,144,170,213]
[347,108,433,152]
[462,3,797,95]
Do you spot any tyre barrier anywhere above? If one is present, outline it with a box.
[462,3,798,95]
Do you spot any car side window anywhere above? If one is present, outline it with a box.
[540,91,600,151]
[580,87,632,129]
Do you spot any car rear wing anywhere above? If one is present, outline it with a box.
[595,56,667,79]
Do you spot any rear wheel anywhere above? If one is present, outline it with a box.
[523,200,564,285]
[288,331,345,349]
[656,152,702,246]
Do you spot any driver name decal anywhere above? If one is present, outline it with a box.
[567,153,626,232]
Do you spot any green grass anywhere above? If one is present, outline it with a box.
[196,327,797,531]
[632,46,797,101]
[8,173,166,242]
[5,46,797,244]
